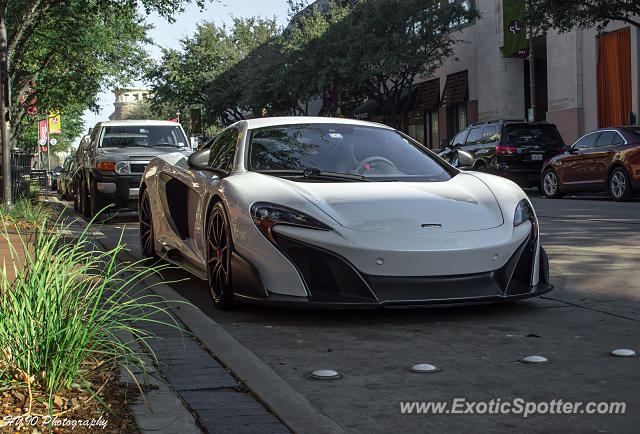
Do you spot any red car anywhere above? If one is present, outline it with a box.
[541,127,640,201]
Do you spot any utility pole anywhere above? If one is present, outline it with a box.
[0,11,10,205]
[528,33,536,122]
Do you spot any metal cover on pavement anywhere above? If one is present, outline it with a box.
[611,349,636,357]
[311,369,341,380]
[520,355,549,364]
[410,363,440,373]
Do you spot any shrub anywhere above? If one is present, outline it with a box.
[0,216,179,406]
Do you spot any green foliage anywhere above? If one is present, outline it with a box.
[4,0,214,149]
[145,17,279,127]
[0,214,182,398]
[526,0,640,33]
[146,0,475,128]
[0,198,54,228]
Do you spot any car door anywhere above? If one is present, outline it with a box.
[559,132,600,185]
[156,128,240,272]
[585,131,619,184]
[439,129,469,166]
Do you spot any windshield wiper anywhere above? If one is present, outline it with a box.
[258,168,368,181]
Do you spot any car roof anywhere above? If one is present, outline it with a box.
[98,120,182,127]
[238,116,395,130]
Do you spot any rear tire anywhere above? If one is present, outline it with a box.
[206,202,235,310]
[542,169,563,199]
[81,179,91,219]
[73,179,80,211]
[609,167,634,202]
[139,188,160,265]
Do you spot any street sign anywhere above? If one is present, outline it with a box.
[49,138,57,146]
[38,138,46,146]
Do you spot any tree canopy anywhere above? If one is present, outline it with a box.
[4,0,211,150]
[526,0,640,32]
[145,0,475,131]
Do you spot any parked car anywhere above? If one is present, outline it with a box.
[50,166,63,190]
[438,120,565,189]
[75,120,192,218]
[139,116,551,309]
[541,127,640,201]
[57,156,75,200]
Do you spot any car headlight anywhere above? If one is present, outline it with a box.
[115,161,129,175]
[251,202,330,243]
[513,199,535,227]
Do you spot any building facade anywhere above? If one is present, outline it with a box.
[108,88,150,120]
[398,0,639,148]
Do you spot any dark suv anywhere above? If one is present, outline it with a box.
[74,120,192,218]
[438,120,565,188]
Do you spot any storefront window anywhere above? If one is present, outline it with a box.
[429,110,439,148]
[407,112,425,145]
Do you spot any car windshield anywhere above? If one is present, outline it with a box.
[100,125,187,148]
[504,124,564,144]
[247,123,452,182]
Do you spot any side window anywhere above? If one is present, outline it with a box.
[612,132,625,145]
[482,125,498,143]
[451,130,468,146]
[596,131,616,147]
[465,127,482,145]
[573,133,598,150]
[209,129,239,172]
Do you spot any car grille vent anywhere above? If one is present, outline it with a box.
[130,163,147,173]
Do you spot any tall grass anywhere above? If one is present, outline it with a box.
[0,199,54,229]
[0,215,179,401]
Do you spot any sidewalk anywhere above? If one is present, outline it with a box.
[49,200,291,434]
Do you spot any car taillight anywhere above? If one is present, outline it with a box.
[496,145,515,155]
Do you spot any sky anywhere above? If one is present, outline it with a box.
[77,0,292,146]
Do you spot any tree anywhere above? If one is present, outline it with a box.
[280,0,476,127]
[526,0,640,32]
[4,0,211,149]
[146,17,278,127]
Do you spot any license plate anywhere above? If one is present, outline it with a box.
[530,154,543,161]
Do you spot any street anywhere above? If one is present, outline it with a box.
[81,193,640,433]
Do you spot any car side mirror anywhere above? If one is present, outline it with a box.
[456,150,475,169]
[566,145,576,154]
[187,148,229,178]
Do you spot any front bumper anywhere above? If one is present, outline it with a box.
[92,171,142,202]
[232,233,552,308]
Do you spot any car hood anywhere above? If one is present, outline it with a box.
[274,173,504,233]
[98,146,192,160]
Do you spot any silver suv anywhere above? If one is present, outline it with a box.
[75,120,192,218]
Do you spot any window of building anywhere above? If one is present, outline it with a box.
[407,112,426,145]
[441,71,468,140]
[597,28,631,128]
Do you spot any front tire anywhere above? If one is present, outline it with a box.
[542,169,563,199]
[206,201,235,310]
[609,167,634,202]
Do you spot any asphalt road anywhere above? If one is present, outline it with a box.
[76,192,640,433]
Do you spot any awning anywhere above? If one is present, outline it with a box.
[351,98,379,120]
[413,78,440,111]
[440,71,468,107]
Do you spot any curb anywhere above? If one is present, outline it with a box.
[53,198,345,434]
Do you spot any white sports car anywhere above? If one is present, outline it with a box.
[139,117,551,309]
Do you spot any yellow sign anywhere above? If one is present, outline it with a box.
[48,110,61,134]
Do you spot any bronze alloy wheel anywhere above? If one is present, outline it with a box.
[206,201,234,309]
[139,189,159,264]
